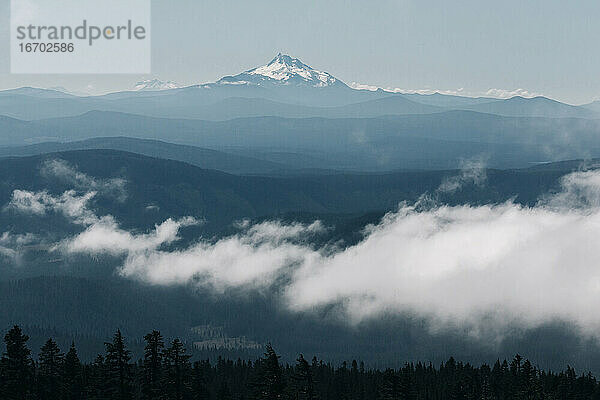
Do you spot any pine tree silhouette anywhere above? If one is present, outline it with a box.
[105,329,133,400]
[217,379,232,400]
[37,338,64,400]
[1,325,34,400]
[192,360,211,400]
[142,330,165,400]
[88,354,109,400]
[62,342,83,400]
[291,354,316,400]
[250,343,284,400]
[164,338,192,400]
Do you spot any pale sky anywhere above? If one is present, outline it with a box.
[0,0,599,104]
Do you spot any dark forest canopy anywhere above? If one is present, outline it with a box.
[1,325,599,400]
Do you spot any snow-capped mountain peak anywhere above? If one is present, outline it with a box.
[218,53,344,88]
[133,79,180,91]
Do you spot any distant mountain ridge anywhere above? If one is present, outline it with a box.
[2,111,600,171]
[0,137,289,175]
[0,53,598,120]
[0,86,76,99]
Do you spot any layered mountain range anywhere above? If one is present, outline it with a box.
[2,54,600,370]
[2,53,598,119]
[1,53,600,171]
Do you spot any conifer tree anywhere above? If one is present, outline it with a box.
[216,379,232,400]
[379,369,398,400]
[479,366,493,400]
[250,343,284,400]
[105,329,133,400]
[142,330,165,400]
[1,325,34,400]
[88,354,109,400]
[291,354,315,400]
[37,338,64,400]
[62,342,83,400]
[192,360,211,400]
[164,338,192,400]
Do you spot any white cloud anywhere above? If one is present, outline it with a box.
[242,220,325,243]
[5,158,128,224]
[65,219,324,291]
[485,88,542,99]
[122,234,309,290]
[541,170,600,209]
[6,189,99,225]
[285,204,589,328]
[284,170,600,335]
[349,82,381,92]
[0,231,37,262]
[61,216,198,256]
[438,157,488,193]
[349,82,469,96]
[42,159,127,201]
[349,82,543,100]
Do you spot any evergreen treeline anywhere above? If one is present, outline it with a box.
[1,325,599,400]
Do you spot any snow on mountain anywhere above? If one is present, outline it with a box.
[217,53,346,88]
[133,79,180,91]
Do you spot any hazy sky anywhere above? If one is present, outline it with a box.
[0,0,598,104]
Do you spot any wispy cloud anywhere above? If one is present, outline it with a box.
[61,216,198,256]
[541,169,600,209]
[349,82,469,96]
[41,159,127,201]
[349,82,542,99]
[485,88,542,99]
[0,232,37,263]
[6,189,99,225]
[438,157,488,193]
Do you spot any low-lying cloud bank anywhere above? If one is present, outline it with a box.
[7,161,600,336]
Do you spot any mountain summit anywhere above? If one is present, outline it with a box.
[218,53,346,88]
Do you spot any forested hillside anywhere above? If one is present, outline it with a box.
[1,150,599,371]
